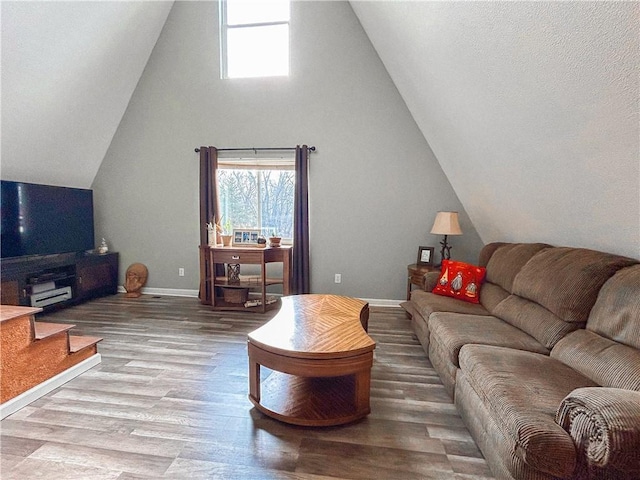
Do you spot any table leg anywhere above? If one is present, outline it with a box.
[354,369,371,414]
[249,356,261,403]
[282,249,291,295]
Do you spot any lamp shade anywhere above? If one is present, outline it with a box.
[430,212,462,235]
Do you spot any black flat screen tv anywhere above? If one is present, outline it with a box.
[1,180,95,259]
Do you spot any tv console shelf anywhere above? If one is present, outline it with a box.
[1,252,119,309]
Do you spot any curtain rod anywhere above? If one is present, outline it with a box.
[194,146,315,153]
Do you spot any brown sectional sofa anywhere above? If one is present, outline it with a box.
[401,242,640,480]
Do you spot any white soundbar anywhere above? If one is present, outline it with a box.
[30,286,72,308]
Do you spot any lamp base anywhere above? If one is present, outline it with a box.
[438,235,452,264]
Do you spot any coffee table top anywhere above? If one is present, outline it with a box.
[248,294,374,359]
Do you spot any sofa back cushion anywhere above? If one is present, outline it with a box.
[478,283,510,313]
[551,329,640,390]
[493,295,580,349]
[477,242,508,267]
[511,247,637,324]
[586,264,640,350]
[551,265,640,390]
[478,242,550,314]
[484,243,551,293]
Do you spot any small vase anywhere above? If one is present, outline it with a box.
[269,237,281,247]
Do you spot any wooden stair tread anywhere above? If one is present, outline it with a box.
[2,308,103,405]
[69,335,103,353]
[34,322,75,340]
[0,305,42,323]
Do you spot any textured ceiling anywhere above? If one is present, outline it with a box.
[1,1,173,188]
[351,1,639,258]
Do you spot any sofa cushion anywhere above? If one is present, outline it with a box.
[493,294,582,349]
[409,290,489,320]
[587,264,640,350]
[551,329,640,391]
[456,370,562,480]
[512,247,637,324]
[428,338,459,397]
[459,344,598,477]
[477,282,510,313]
[477,241,509,267]
[432,260,486,304]
[428,312,549,368]
[484,242,551,292]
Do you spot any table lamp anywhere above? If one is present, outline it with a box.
[430,211,463,265]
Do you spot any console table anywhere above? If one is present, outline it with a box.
[203,245,292,313]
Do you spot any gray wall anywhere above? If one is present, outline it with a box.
[92,0,483,301]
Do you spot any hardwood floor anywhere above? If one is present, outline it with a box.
[0,295,493,479]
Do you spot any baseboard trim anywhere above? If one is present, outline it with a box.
[362,298,404,308]
[0,354,102,420]
[117,287,403,308]
[117,286,199,297]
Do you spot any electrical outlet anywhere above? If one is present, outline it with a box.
[178,268,185,277]
[334,273,342,284]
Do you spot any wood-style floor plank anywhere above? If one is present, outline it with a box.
[0,294,493,479]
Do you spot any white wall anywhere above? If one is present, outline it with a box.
[352,1,640,260]
[92,0,483,300]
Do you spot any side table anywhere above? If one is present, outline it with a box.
[406,263,439,300]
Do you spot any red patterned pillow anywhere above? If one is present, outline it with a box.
[432,260,486,304]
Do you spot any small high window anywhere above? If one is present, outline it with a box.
[220,0,290,79]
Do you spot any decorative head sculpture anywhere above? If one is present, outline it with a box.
[124,263,148,298]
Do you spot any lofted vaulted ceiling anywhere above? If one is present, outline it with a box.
[1,1,173,188]
[350,1,639,258]
[2,1,638,258]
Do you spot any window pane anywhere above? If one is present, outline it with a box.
[218,169,294,239]
[218,170,259,230]
[260,170,294,239]
[227,0,289,26]
[227,24,289,78]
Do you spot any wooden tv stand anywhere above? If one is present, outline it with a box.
[0,252,119,309]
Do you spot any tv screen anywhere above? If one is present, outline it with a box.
[1,181,95,259]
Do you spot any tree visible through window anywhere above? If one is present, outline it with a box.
[217,160,295,240]
[220,0,290,79]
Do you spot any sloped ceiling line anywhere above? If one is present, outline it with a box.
[350,1,639,258]
[1,1,173,188]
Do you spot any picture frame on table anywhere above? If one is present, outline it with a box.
[417,246,435,266]
[233,229,260,246]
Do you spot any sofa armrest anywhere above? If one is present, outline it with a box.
[556,387,640,475]
[423,271,440,291]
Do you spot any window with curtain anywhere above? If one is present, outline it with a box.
[217,156,295,242]
[219,0,290,79]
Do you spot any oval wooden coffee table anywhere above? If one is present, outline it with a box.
[247,294,375,426]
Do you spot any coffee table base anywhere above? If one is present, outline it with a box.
[248,365,372,427]
[247,295,375,427]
